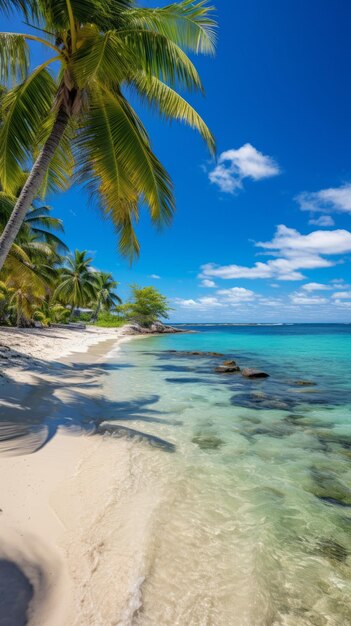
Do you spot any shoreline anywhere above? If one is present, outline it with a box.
[0,326,137,625]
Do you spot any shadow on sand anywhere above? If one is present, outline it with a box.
[0,353,175,456]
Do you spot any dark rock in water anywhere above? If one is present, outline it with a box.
[310,467,351,506]
[165,377,206,384]
[231,392,293,411]
[313,429,351,450]
[318,497,351,508]
[242,368,269,379]
[316,538,348,562]
[223,360,237,366]
[215,364,241,374]
[294,380,317,387]
[166,350,224,358]
[192,433,224,450]
[284,413,307,423]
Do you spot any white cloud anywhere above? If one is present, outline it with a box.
[208,143,280,194]
[149,274,161,279]
[302,282,331,292]
[334,299,351,308]
[308,215,335,227]
[201,225,351,282]
[201,261,275,280]
[332,291,351,300]
[290,292,328,305]
[175,297,223,309]
[297,183,351,214]
[200,279,216,288]
[217,287,256,303]
[257,224,351,255]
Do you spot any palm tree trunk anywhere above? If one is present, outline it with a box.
[69,305,75,321]
[0,106,69,271]
[92,299,101,323]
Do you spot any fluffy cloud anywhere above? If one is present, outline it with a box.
[149,274,161,279]
[332,291,351,300]
[217,287,256,303]
[308,215,335,227]
[289,292,328,305]
[297,183,351,214]
[208,143,280,193]
[302,282,331,292]
[201,225,351,282]
[200,279,216,288]
[257,224,351,255]
[175,297,223,309]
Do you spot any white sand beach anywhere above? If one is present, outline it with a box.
[0,326,141,625]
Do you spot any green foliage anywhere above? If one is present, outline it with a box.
[94,311,125,328]
[120,284,172,327]
[0,0,216,260]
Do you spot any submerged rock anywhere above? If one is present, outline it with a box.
[215,364,241,374]
[310,467,351,506]
[242,368,269,379]
[192,433,224,450]
[294,380,317,387]
[316,538,348,563]
[231,392,293,411]
[166,350,225,357]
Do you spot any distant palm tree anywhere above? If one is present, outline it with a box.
[91,272,122,322]
[0,0,216,269]
[54,250,97,319]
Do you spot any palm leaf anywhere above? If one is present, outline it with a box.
[0,66,57,193]
[117,28,204,92]
[0,33,29,83]
[123,1,217,55]
[131,72,215,154]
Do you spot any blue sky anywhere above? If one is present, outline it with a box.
[4,1,351,322]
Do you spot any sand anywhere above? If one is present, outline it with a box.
[0,325,138,625]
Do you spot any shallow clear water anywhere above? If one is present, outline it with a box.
[104,324,351,626]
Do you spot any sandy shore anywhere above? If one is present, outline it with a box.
[0,325,137,625]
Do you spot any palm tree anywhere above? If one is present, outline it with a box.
[91,271,121,322]
[54,249,97,319]
[0,0,216,269]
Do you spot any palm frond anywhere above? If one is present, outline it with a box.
[71,29,131,88]
[0,66,57,193]
[117,29,204,92]
[131,72,215,154]
[0,33,29,83]
[0,1,38,19]
[76,84,174,257]
[123,1,217,55]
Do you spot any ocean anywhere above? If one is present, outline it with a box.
[103,323,351,626]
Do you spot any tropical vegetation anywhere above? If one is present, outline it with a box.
[0,0,216,271]
[116,284,172,327]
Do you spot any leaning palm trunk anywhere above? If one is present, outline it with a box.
[92,300,101,323]
[0,107,69,270]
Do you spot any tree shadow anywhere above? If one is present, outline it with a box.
[0,560,33,626]
[0,359,176,455]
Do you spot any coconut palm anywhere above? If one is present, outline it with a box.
[54,249,97,319]
[91,271,121,322]
[0,0,216,269]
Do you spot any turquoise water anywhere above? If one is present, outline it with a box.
[104,324,351,626]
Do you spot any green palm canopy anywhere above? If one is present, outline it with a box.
[0,0,216,268]
[54,249,97,316]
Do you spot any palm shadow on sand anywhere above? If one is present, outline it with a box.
[0,355,176,455]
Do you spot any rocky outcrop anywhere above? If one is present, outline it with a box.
[293,380,317,387]
[166,350,224,357]
[242,368,269,379]
[215,361,240,374]
[124,322,185,335]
